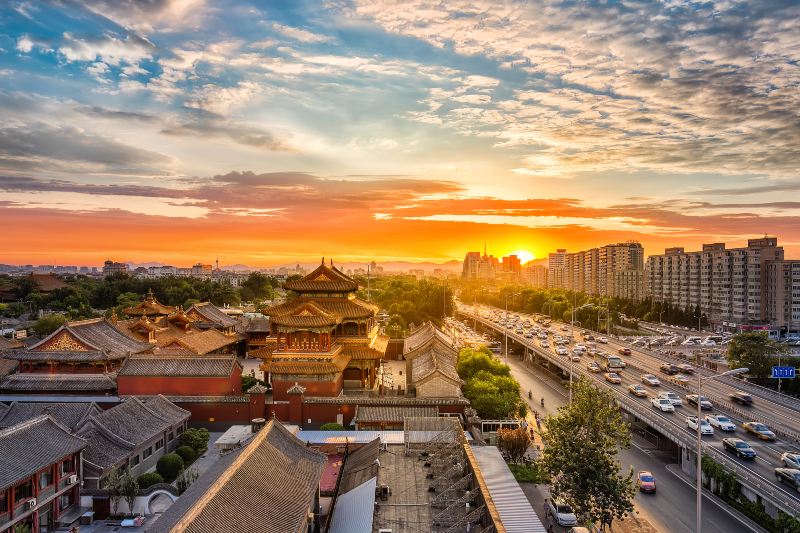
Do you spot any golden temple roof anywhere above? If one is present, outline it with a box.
[123,289,176,317]
[284,261,359,293]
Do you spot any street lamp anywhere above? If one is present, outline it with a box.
[504,290,519,363]
[695,364,749,533]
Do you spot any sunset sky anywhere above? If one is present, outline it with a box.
[1,0,799,266]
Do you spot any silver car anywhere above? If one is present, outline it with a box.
[782,452,800,469]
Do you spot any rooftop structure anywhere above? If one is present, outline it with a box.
[0,401,101,430]
[117,354,242,396]
[122,288,176,317]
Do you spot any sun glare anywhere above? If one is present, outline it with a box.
[510,250,535,263]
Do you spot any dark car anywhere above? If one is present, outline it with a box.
[660,363,680,375]
[722,438,756,460]
[775,468,800,491]
[618,348,632,356]
[676,363,695,375]
[730,391,753,406]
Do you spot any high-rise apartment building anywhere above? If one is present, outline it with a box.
[548,249,567,289]
[547,242,644,298]
[501,255,522,276]
[102,260,128,276]
[462,247,500,280]
[524,264,548,288]
[765,259,800,334]
[646,237,784,330]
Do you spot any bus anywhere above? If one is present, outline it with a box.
[602,354,625,372]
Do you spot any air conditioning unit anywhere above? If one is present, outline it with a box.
[26,498,37,510]
[67,475,78,485]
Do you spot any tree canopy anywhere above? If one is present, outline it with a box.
[457,347,526,420]
[538,377,635,529]
[727,332,789,379]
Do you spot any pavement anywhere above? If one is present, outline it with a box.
[500,349,764,533]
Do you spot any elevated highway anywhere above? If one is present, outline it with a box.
[456,303,800,518]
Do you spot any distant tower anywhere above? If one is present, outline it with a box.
[483,242,487,257]
[216,257,219,271]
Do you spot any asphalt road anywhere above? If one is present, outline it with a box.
[503,348,760,533]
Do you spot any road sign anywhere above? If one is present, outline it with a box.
[772,366,796,379]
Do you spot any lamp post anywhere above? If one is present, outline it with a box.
[504,290,518,363]
[695,363,749,533]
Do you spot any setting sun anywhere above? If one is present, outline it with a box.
[510,250,536,264]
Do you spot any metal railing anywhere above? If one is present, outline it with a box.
[457,308,800,518]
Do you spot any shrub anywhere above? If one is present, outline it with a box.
[179,428,210,452]
[156,453,184,482]
[136,472,164,490]
[176,445,196,465]
[319,423,345,431]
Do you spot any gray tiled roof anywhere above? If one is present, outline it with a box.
[0,401,102,431]
[118,355,239,377]
[412,345,461,384]
[0,415,87,489]
[338,438,380,494]
[78,396,188,472]
[403,321,454,355]
[187,302,239,328]
[2,350,120,362]
[245,317,271,333]
[353,405,438,424]
[0,373,117,392]
[148,420,326,533]
[29,318,151,356]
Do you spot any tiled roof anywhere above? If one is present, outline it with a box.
[412,345,461,384]
[286,383,306,395]
[123,289,176,316]
[78,396,189,471]
[284,262,359,293]
[338,438,380,494]
[0,401,102,431]
[354,405,438,424]
[265,353,350,376]
[0,415,87,489]
[149,420,326,533]
[2,349,122,362]
[0,356,18,377]
[247,383,268,394]
[30,273,69,292]
[245,317,271,333]
[118,354,240,377]
[265,297,378,326]
[29,318,152,357]
[171,329,241,355]
[0,336,24,350]
[403,321,454,356]
[267,301,339,328]
[186,302,239,328]
[0,373,117,392]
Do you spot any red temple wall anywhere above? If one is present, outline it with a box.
[117,371,241,396]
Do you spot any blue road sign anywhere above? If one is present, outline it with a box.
[772,366,796,379]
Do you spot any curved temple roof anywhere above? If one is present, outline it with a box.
[284,261,359,293]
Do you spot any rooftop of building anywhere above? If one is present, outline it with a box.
[283,260,359,293]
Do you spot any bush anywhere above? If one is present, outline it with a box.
[319,423,345,431]
[176,445,196,465]
[156,453,184,482]
[179,428,210,453]
[136,472,164,489]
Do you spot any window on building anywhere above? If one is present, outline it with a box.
[0,492,8,513]
[155,438,164,450]
[14,480,33,501]
[39,469,53,489]
[168,431,174,441]
[61,458,75,475]
[130,454,140,466]
[143,446,153,459]
[60,491,73,510]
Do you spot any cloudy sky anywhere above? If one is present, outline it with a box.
[1,0,799,266]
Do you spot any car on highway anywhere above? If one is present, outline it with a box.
[628,384,648,397]
[676,363,695,375]
[598,336,609,344]
[774,468,800,492]
[636,471,656,493]
[618,347,632,356]
[722,438,757,460]
[730,391,753,406]
[556,346,568,356]
[743,422,776,441]
[641,374,661,386]
[587,361,602,373]
[686,394,713,410]
[651,397,675,412]
[705,414,736,431]
[659,363,680,375]
[658,391,683,406]
[571,354,581,362]
[687,416,714,435]
[604,372,622,384]
[781,452,800,469]
[547,499,578,527]
[540,340,549,349]
[669,374,690,385]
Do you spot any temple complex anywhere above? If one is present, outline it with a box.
[256,260,388,400]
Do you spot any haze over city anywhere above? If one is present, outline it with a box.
[1,1,799,266]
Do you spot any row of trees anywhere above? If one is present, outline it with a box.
[358,275,453,333]
[460,281,711,332]
[456,347,527,419]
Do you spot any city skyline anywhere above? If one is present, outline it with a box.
[2,1,800,265]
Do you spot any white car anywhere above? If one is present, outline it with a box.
[598,337,609,344]
[556,347,568,356]
[651,397,675,412]
[641,374,661,386]
[705,414,736,432]
[687,416,714,435]
[540,340,549,349]
[571,355,581,362]
[547,499,578,527]
[658,392,683,406]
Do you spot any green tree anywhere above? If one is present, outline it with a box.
[33,313,67,335]
[497,427,530,464]
[136,472,164,489]
[320,422,346,430]
[120,468,139,516]
[104,466,123,517]
[727,332,788,378]
[176,445,197,464]
[179,427,210,452]
[176,467,199,495]
[240,272,275,302]
[156,453,185,482]
[456,347,510,380]
[538,378,635,530]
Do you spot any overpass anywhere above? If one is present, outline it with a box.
[456,303,800,519]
